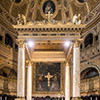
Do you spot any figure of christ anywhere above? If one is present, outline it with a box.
[45,72,53,87]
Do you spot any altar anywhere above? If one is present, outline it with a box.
[13,1,85,100]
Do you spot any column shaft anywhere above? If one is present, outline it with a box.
[73,43,80,97]
[65,63,70,100]
[27,64,32,100]
[17,45,25,97]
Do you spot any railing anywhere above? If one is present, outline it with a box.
[80,76,100,96]
[0,42,17,62]
[0,76,17,95]
[80,43,100,62]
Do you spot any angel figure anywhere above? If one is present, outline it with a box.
[22,14,27,25]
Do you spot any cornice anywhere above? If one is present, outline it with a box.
[0,16,17,36]
[83,13,100,33]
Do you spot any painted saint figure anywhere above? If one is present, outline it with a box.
[45,1,53,14]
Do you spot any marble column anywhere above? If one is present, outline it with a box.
[16,40,25,100]
[72,40,82,100]
[65,62,70,100]
[27,62,32,100]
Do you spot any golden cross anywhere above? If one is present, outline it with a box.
[46,11,53,22]
[45,72,53,87]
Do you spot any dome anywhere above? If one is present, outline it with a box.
[0,0,99,23]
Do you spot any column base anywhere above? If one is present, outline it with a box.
[15,97,25,100]
[72,97,82,100]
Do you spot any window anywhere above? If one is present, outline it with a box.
[13,0,21,3]
[95,35,98,41]
[78,0,85,3]
[81,68,99,80]
[15,44,18,50]
[0,35,3,41]
[5,34,13,48]
[84,33,93,48]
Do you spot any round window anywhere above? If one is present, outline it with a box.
[13,0,21,3]
[78,0,85,3]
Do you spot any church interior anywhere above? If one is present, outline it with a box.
[0,0,100,100]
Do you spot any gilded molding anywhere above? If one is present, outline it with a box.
[32,62,64,96]
[16,39,25,48]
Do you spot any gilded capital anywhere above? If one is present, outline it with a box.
[26,60,32,67]
[74,39,83,47]
[16,39,25,48]
[66,62,70,67]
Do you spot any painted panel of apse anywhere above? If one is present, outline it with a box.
[36,62,61,92]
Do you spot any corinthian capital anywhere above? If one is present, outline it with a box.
[26,60,32,67]
[16,39,25,48]
[74,39,83,47]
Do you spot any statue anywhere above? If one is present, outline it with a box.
[17,14,26,25]
[73,14,81,25]
[22,14,26,25]
[17,14,23,25]
[77,14,81,25]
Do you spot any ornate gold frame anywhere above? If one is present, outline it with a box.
[32,62,65,96]
[40,0,58,19]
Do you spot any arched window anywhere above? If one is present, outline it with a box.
[15,44,18,50]
[13,0,21,3]
[81,67,99,80]
[0,70,7,77]
[78,0,85,3]
[95,35,98,41]
[80,44,82,49]
[0,35,3,41]
[5,34,13,48]
[84,33,93,48]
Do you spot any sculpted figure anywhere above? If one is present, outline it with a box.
[22,14,26,25]
[17,14,26,25]
[77,14,81,25]
[72,14,78,24]
[73,14,81,25]
[17,14,23,25]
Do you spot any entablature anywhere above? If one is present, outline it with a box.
[13,24,86,42]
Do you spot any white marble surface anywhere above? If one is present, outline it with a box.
[17,47,25,97]
[65,63,70,100]
[27,65,32,100]
[73,45,80,97]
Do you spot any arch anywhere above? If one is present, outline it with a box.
[13,0,21,3]
[82,29,96,40]
[78,0,85,3]
[84,33,93,48]
[81,64,100,80]
[0,69,8,77]
[0,66,17,78]
[5,34,13,48]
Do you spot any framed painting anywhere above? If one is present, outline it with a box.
[32,62,64,95]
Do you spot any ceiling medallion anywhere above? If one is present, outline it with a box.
[43,0,55,14]
[41,0,58,20]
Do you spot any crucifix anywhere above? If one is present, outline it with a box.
[45,72,53,87]
[45,11,53,22]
